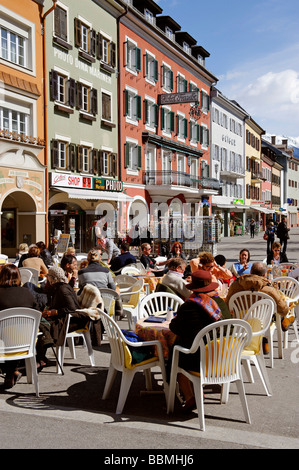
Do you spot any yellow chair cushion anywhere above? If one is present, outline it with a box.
[243,318,262,355]
[122,342,157,369]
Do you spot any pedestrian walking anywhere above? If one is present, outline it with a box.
[276,216,290,254]
[250,219,256,238]
[265,221,275,254]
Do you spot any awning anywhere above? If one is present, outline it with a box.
[56,187,133,202]
[214,203,250,210]
[250,206,273,214]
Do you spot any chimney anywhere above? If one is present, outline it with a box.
[282,139,288,146]
[271,136,276,145]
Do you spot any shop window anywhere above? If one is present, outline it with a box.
[1,209,16,249]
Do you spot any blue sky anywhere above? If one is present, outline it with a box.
[156,0,299,144]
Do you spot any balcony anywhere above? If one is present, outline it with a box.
[220,164,245,177]
[251,171,263,183]
[143,170,221,197]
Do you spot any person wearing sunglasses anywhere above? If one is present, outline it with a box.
[167,242,187,261]
[190,251,233,287]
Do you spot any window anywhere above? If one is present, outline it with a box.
[74,18,96,60]
[54,5,68,42]
[0,26,25,66]
[176,113,188,140]
[177,74,188,93]
[145,53,158,83]
[102,92,112,122]
[77,82,97,116]
[200,125,209,147]
[0,106,27,136]
[124,88,141,123]
[183,41,191,55]
[50,69,76,109]
[165,27,173,41]
[144,99,158,129]
[97,34,116,69]
[162,63,173,92]
[98,151,117,177]
[51,139,76,171]
[126,39,141,73]
[144,9,154,25]
[161,107,175,134]
[78,145,92,173]
[201,91,210,113]
[126,141,142,171]
[190,119,199,144]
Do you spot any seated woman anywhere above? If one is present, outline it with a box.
[167,242,187,261]
[0,264,52,389]
[189,251,232,287]
[266,241,288,265]
[22,244,48,278]
[158,257,192,300]
[36,241,53,268]
[168,269,231,410]
[230,249,252,278]
[43,266,87,349]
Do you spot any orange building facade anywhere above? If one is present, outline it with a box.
[118,1,219,253]
[0,0,46,256]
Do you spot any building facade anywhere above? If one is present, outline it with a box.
[118,0,219,254]
[44,0,127,252]
[0,0,47,257]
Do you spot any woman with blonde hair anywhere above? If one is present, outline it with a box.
[78,247,118,292]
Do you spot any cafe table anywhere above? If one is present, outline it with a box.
[132,273,163,294]
[135,316,177,360]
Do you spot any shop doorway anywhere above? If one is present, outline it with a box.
[49,203,86,253]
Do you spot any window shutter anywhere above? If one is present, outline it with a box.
[125,143,130,168]
[170,70,173,91]
[77,146,83,172]
[154,59,159,81]
[110,42,116,68]
[183,118,188,138]
[144,99,148,124]
[161,107,165,130]
[50,70,58,101]
[196,124,200,142]
[111,153,117,177]
[98,151,104,175]
[51,140,59,168]
[91,88,98,115]
[176,114,180,135]
[136,95,142,120]
[68,78,76,107]
[137,146,142,169]
[136,47,141,71]
[70,144,77,171]
[97,33,103,60]
[154,104,159,127]
[184,79,188,92]
[76,82,82,109]
[90,29,96,57]
[170,111,175,133]
[54,6,67,41]
[124,89,129,116]
[74,18,81,48]
[92,149,98,175]
[206,128,210,146]
[200,125,204,144]
[145,53,148,77]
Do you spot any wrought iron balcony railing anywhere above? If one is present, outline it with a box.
[143,171,221,191]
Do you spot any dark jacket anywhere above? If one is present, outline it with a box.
[110,251,136,272]
[140,254,156,269]
[266,251,288,264]
[276,221,289,241]
[0,286,37,310]
[39,248,53,268]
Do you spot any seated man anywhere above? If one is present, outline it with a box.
[60,253,78,288]
[110,242,136,273]
[226,261,291,331]
[158,258,192,300]
[140,243,167,277]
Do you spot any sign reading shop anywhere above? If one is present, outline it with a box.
[51,172,123,192]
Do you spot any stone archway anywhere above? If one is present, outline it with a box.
[1,190,37,257]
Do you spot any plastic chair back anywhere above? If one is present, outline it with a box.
[100,288,121,317]
[139,292,184,318]
[19,267,39,285]
[121,265,141,275]
[19,268,33,285]
[0,254,8,265]
[271,276,299,301]
[244,299,275,334]
[228,290,275,319]
[272,263,298,278]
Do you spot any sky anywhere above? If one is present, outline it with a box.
[156,0,299,145]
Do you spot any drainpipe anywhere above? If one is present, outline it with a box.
[41,0,57,246]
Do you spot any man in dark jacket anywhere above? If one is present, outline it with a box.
[109,242,136,273]
[276,217,290,254]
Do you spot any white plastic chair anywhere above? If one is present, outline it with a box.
[167,319,252,431]
[272,263,298,278]
[19,268,33,285]
[19,267,39,286]
[270,276,299,348]
[121,265,141,275]
[241,300,274,396]
[100,288,121,318]
[99,309,168,414]
[228,291,277,368]
[139,292,184,319]
[0,307,41,396]
[114,274,140,294]
[56,315,95,375]
[0,254,8,265]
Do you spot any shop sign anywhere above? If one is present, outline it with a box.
[51,172,92,188]
[93,178,123,192]
[233,199,244,205]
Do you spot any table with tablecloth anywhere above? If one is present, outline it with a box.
[135,317,177,360]
[133,274,163,293]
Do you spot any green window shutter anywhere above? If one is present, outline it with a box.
[154,59,159,81]
[124,89,129,116]
[137,145,142,169]
[206,128,210,146]
[154,104,159,127]
[144,99,148,124]
[136,47,141,71]
[170,70,173,91]
[183,118,188,138]
[207,95,210,111]
[125,144,130,168]
[161,107,165,130]
[184,79,188,92]
[136,95,142,120]
[176,114,180,134]
[200,125,204,144]
[162,64,165,87]
[196,124,200,143]
[145,53,148,76]
[170,111,175,133]
[200,90,203,109]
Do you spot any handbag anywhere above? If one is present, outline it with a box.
[263,232,268,240]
